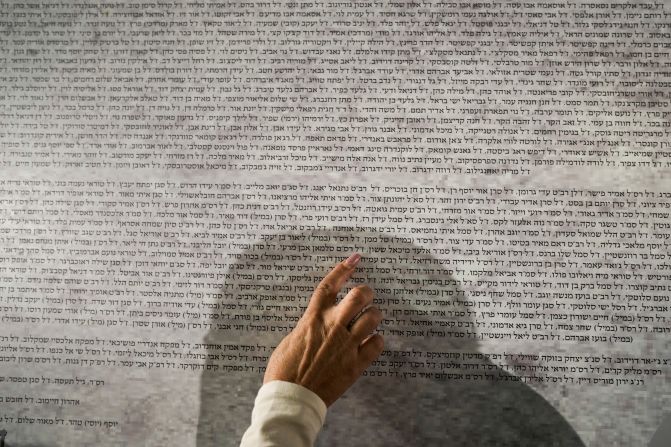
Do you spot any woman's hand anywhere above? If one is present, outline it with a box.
[263,253,384,406]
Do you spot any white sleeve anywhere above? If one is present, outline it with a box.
[239,380,327,447]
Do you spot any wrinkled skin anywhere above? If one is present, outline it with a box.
[263,253,385,406]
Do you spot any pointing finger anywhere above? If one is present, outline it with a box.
[308,253,361,312]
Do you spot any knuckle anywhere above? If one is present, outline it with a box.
[348,293,365,307]
[348,286,373,304]
[353,285,374,297]
[314,283,332,295]
[361,307,381,323]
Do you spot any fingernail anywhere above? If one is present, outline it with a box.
[344,253,361,267]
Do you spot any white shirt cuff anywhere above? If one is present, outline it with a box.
[240,381,327,447]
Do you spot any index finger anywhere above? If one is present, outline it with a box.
[308,253,361,312]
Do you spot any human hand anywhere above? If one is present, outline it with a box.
[263,253,384,407]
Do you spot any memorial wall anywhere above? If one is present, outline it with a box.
[0,1,670,445]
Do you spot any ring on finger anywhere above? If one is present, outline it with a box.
[346,304,372,331]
